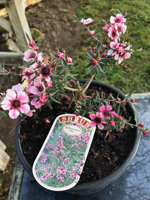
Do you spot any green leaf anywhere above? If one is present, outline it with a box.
[35,37,43,46]
[125,92,133,100]
[49,95,60,104]
[0,111,7,117]
[87,52,94,61]
[1,75,6,85]
[85,63,92,68]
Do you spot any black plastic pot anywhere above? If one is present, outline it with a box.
[15,80,140,195]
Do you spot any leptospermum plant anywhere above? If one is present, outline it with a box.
[0,12,149,139]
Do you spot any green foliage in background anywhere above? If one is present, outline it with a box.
[71,0,150,93]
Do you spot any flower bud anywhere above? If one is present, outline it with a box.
[34,46,39,51]
[141,122,144,127]
[123,101,126,106]
[118,116,122,120]
[132,98,135,103]
[92,60,97,66]
[29,40,36,47]
[66,96,70,100]
[102,53,106,57]
[66,57,72,63]
[90,30,95,36]
[143,131,148,135]
[110,121,115,126]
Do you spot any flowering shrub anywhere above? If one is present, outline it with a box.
[0,11,149,138]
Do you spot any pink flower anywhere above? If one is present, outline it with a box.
[110,14,126,24]
[107,41,119,56]
[103,24,110,30]
[31,93,48,109]
[89,112,106,130]
[50,173,54,178]
[29,62,39,70]
[39,65,52,80]
[22,68,34,80]
[48,163,52,168]
[70,174,74,179]
[114,45,132,64]
[99,105,117,119]
[40,173,50,181]
[90,30,95,36]
[47,81,53,88]
[57,52,64,59]
[66,57,72,63]
[28,78,45,95]
[23,49,37,62]
[57,175,62,179]
[40,166,47,172]
[115,23,127,34]
[1,89,30,119]
[26,109,35,117]
[80,18,94,25]
[40,157,47,163]
[60,177,64,182]
[108,25,119,41]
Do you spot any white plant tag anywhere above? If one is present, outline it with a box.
[32,114,96,191]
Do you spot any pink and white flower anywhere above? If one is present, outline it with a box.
[89,112,106,130]
[108,25,119,41]
[107,41,119,56]
[22,68,34,80]
[115,23,127,34]
[27,78,45,95]
[80,18,94,25]
[1,87,30,119]
[114,45,132,64]
[39,65,52,81]
[29,62,39,70]
[99,105,117,119]
[23,49,37,62]
[110,14,126,24]
[40,173,50,181]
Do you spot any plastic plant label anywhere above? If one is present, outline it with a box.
[32,114,96,191]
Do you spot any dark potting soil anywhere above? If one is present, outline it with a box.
[19,84,136,185]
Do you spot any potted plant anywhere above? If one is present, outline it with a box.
[0,11,149,195]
